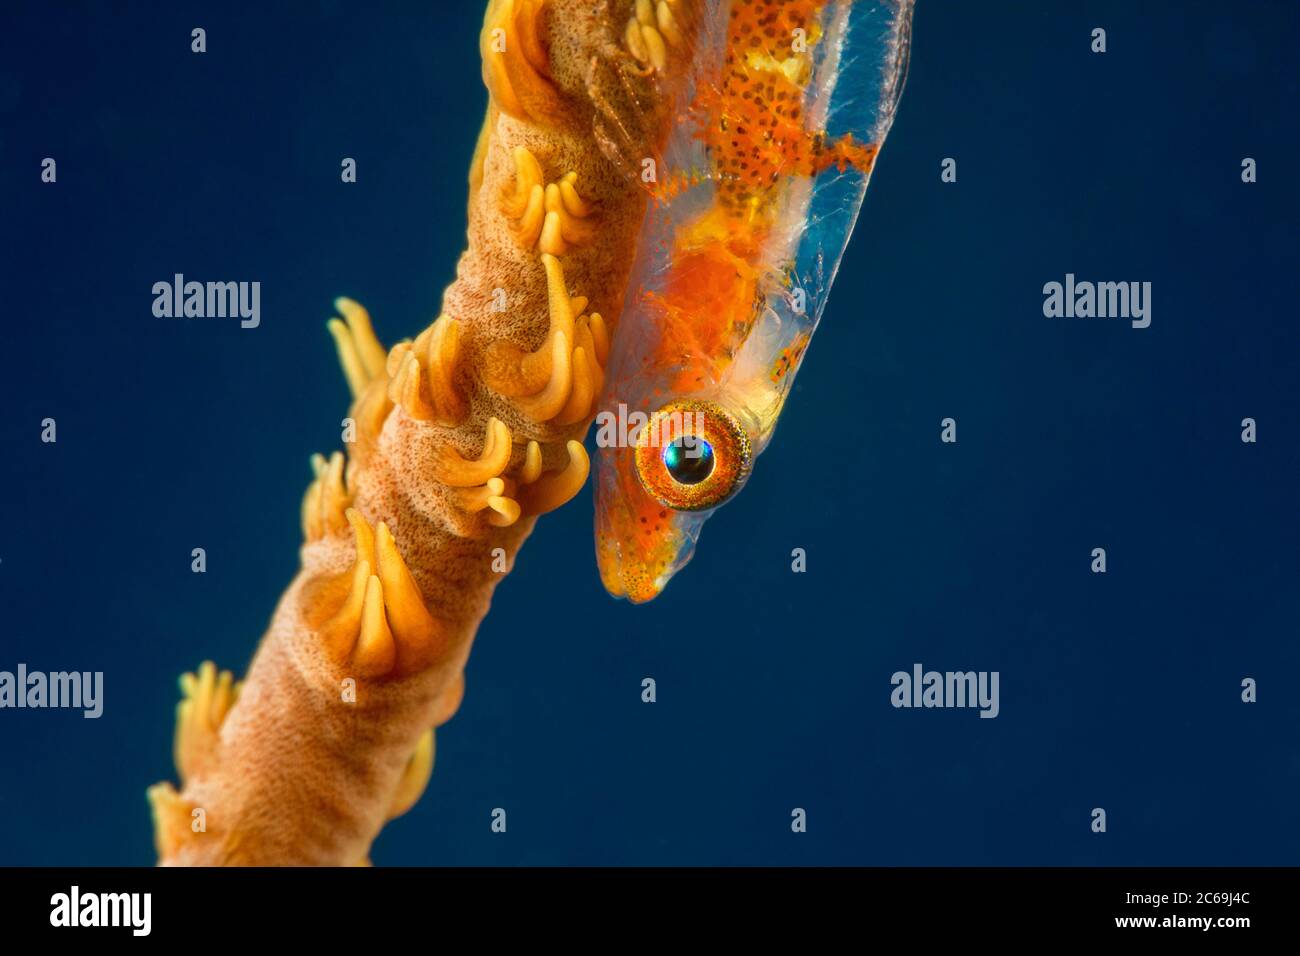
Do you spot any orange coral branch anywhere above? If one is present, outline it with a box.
[149,0,696,866]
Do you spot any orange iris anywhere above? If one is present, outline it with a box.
[633,400,752,512]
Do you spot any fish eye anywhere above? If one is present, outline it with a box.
[663,437,715,485]
[634,400,751,511]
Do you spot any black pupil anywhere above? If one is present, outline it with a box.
[663,437,715,485]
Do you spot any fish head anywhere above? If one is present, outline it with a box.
[594,393,761,602]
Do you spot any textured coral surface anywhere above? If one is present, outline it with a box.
[150,0,697,866]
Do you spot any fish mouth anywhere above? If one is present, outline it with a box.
[596,551,664,604]
[594,457,704,604]
[596,526,689,604]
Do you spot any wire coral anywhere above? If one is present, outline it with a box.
[148,0,699,865]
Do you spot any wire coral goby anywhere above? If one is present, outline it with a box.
[149,0,700,866]
[594,0,914,602]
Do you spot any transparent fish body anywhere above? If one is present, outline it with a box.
[595,0,914,602]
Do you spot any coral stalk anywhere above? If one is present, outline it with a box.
[149,0,696,865]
